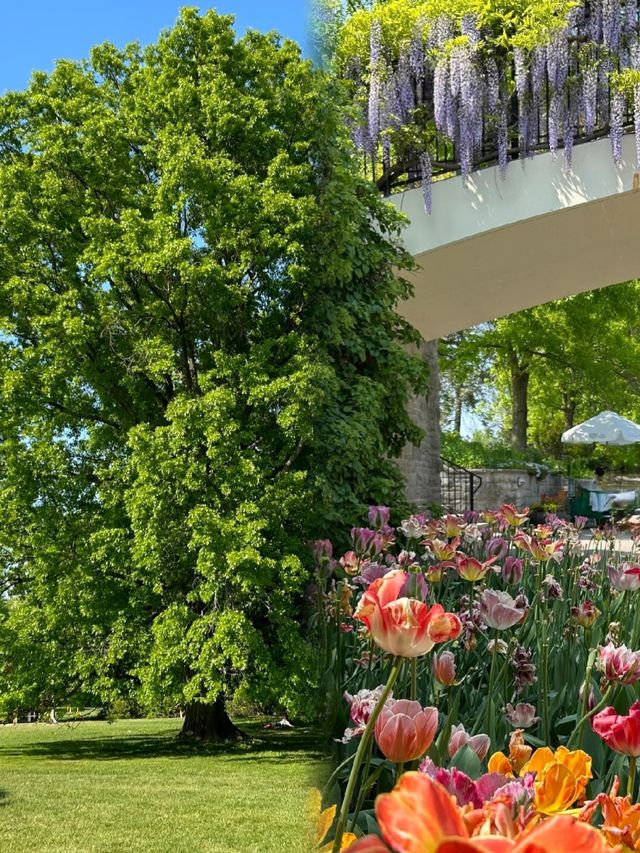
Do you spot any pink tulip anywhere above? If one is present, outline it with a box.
[502,556,524,584]
[374,699,438,763]
[354,570,462,657]
[432,650,456,686]
[447,723,491,761]
[339,686,391,743]
[479,589,525,630]
[608,562,640,592]
[597,642,640,685]
[368,505,391,529]
[505,702,539,728]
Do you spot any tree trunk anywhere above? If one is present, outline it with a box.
[180,695,245,741]
[510,366,529,451]
[562,393,576,432]
[453,390,463,436]
[398,339,442,507]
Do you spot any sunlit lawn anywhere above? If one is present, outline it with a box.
[0,717,327,852]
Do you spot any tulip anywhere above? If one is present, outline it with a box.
[374,699,438,763]
[423,537,460,562]
[479,589,525,630]
[419,757,482,808]
[347,772,613,853]
[354,570,462,657]
[500,503,529,527]
[486,536,508,560]
[368,505,391,530]
[505,702,539,729]
[441,514,463,538]
[574,515,588,530]
[521,746,593,814]
[448,723,491,761]
[432,650,456,686]
[608,561,640,592]
[339,551,360,575]
[455,554,496,582]
[580,777,640,851]
[339,686,390,742]
[487,638,508,655]
[542,573,563,600]
[571,600,601,628]
[312,539,333,564]
[399,514,429,539]
[488,729,533,777]
[593,701,640,756]
[501,556,524,584]
[514,531,564,563]
[598,642,640,685]
[351,526,379,556]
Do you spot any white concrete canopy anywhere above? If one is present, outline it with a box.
[390,134,640,341]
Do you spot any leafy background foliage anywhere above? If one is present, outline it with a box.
[0,9,424,720]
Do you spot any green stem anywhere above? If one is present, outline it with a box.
[567,678,614,749]
[486,633,499,743]
[411,658,418,702]
[347,736,373,833]
[331,656,403,853]
[629,755,637,798]
[396,761,405,779]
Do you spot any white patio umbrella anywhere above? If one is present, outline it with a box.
[561,410,640,446]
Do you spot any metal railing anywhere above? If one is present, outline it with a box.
[441,457,483,514]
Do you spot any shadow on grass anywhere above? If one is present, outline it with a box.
[0,723,327,765]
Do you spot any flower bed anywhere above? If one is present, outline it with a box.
[313,506,640,851]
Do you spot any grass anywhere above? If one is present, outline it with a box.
[0,717,328,853]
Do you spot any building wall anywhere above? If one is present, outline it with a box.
[469,468,564,511]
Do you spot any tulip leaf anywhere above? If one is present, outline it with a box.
[449,744,482,779]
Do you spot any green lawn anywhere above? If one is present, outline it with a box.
[0,717,327,852]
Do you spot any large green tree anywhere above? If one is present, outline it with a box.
[0,9,424,737]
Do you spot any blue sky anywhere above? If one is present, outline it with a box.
[0,2,309,93]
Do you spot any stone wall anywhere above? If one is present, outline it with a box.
[398,339,443,507]
[469,468,565,511]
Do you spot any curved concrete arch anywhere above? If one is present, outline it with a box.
[391,134,640,340]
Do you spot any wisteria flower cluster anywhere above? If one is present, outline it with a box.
[337,0,640,212]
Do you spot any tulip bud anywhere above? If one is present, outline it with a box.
[432,650,456,686]
[448,723,491,761]
[502,556,524,584]
[368,505,391,530]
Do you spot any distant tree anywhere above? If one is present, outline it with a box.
[442,283,640,455]
[0,10,424,737]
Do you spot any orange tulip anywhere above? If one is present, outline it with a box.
[354,570,461,657]
[347,774,618,853]
[580,777,640,850]
[520,746,592,815]
[487,730,532,777]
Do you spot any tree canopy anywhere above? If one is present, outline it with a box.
[0,9,425,732]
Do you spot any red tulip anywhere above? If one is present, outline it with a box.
[593,701,640,756]
[374,699,438,763]
[354,570,462,657]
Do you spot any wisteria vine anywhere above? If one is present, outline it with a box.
[342,0,640,213]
